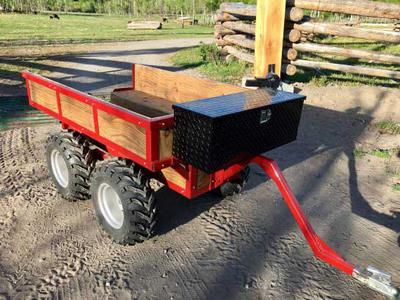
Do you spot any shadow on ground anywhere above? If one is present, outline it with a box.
[0,45,197,96]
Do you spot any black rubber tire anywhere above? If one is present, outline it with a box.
[215,166,250,197]
[90,159,157,245]
[45,131,94,201]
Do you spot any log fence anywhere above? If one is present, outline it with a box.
[215,1,400,79]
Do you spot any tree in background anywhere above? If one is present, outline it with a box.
[0,0,256,15]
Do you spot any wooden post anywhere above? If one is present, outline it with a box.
[254,0,286,78]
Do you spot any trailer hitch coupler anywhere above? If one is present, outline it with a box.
[353,266,399,298]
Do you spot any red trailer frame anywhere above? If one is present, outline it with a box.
[22,69,248,200]
[21,67,399,298]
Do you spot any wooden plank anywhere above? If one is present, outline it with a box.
[60,94,94,131]
[134,65,247,103]
[161,167,186,189]
[197,170,210,190]
[111,90,175,118]
[127,21,162,30]
[97,110,146,158]
[159,129,173,160]
[29,81,58,113]
[254,0,286,77]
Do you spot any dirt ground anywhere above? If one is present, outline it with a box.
[0,39,399,299]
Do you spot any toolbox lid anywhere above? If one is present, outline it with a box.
[173,88,305,118]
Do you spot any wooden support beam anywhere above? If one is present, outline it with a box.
[254,0,286,77]
[289,42,400,65]
[291,59,400,79]
[291,21,400,43]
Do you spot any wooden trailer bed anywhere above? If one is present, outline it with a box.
[22,64,248,198]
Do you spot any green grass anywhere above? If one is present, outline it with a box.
[171,45,252,84]
[392,183,400,192]
[353,147,398,159]
[371,120,400,135]
[0,13,213,45]
[353,148,368,158]
[288,36,400,88]
[370,149,392,159]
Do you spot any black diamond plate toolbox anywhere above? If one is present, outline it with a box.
[172,88,306,173]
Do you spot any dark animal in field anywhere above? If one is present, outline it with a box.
[50,14,60,20]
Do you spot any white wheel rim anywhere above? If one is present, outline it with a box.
[97,183,124,229]
[51,149,69,188]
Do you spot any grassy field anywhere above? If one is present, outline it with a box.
[0,13,213,45]
[171,36,400,87]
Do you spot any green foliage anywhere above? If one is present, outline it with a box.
[0,0,256,15]
[372,120,400,135]
[353,148,368,158]
[199,43,220,64]
[392,183,400,192]
[171,45,251,84]
[370,149,391,159]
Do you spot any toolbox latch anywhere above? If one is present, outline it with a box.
[260,109,272,124]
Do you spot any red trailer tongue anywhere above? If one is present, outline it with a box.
[253,155,399,299]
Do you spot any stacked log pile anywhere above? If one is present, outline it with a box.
[215,1,400,79]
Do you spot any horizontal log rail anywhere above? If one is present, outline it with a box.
[222,45,254,63]
[286,0,400,19]
[217,7,304,22]
[222,46,297,76]
[222,21,301,43]
[220,0,400,19]
[288,42,400,65]
[291,59,400,79]
[223,34,255,50]
[291,21,400,43]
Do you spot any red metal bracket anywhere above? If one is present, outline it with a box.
[252,155,354,275]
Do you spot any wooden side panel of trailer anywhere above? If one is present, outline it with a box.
[29,81,58,113]
[159,129,173,161]
[60,94,95,131]
[134,64,247,103]
[97,110,147,159]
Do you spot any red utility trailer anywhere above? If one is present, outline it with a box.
[22,65,398,298]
